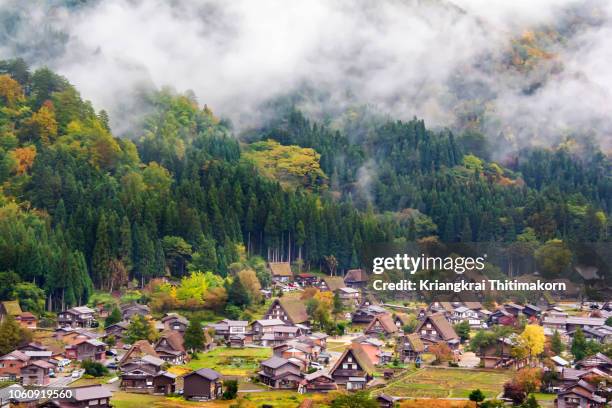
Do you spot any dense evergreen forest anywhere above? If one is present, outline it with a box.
[0,59,610,311]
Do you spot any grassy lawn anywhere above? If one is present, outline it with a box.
[111,390,331,408]
[376,367,513,399]
[326,340,348,353]
[178,347,272,376]
[111,392,215,408]
[71,374,116,386]
[240,391,330,408]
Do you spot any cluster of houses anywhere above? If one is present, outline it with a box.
[1,263,611,408]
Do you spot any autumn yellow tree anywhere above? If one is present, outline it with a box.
[21,101,58,145]
[0,74,24,106]
[514,324,545,365]
[9,146,36,175]
[238,269,261,303]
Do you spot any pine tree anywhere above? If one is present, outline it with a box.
[183,318,204,354]
[105,306,122,328]
[571,327,587,361]
[125,315,155,344]
[0,315,23,355]
[551,330,564,355]
[92,213,112,289]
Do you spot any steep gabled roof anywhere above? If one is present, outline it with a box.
[462,301,483,310]
[365,313,398,334]
[278,298,308,324]
[269,262,292,277]
[344,269,367,283]
[394,313,412,326]
[1,300,22,316]
[417,313,458,341]
[330,343,375,375]
[156,330,185,352]
[261,356,299,369]
[405,333,425,352]
[119,340,159,366]
[321,276,346,292]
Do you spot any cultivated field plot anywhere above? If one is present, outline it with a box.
[181,346,272,376]
[378,367,513,399]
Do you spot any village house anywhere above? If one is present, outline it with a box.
[489,308,516,326]
[575,352,612,373]
[154,331,186,365]
[58,306,96,328]
[343,268,368,289]
[543,316,606,333]
[20,360,53,386]
[273,340,317,365]
[338,287,360,306]
[0,350,30,381]
[522,304,542,319]
[351,304,388,324]
[320,276,346,293]
[428,301,454,316]
[364,313,399,338]
[0,301,22,323]
[65,339,106,361]
[209,319,249,341]
[503,303,524,317]
[57,385,112,408]
[476,336,527,369]
[59,328,102,346]
[258,356,303,389]
[328,343,375,390]
[15,312,37,329]
[569,325,612,344]
[251,318,287,341]
[393,313,412,331]
[555,379,606,408]
[261,326,303,347]
[295,273,319,287]
[264,298,309,326]
[120,303,151,320]
[269,262,293,283]
[299,371,337,393]
[449,306,482,328]
[229,334,245,348]
[415,313,460,350]
[183,368,223,400]
[377,394,398,408]
[119,340,159,367]
[396,333,425,362]
[161,313,189,334]
[120,355,167,392]
[104,321,130,345]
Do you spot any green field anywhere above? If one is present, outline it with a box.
[377,367,513,399]
[111,390,331,408]
[180,346,272,376]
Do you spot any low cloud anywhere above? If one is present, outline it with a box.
[0,0,610,153]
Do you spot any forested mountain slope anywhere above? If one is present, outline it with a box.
[0,60,610,311]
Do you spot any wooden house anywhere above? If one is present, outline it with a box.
[364,314,399,338]
[154,331,186,365]
[299,371,337,393]
[58,306,96,328]
[396,333,425,362]
[343,269,368,289]
[269,262,293,283]
[415,313,460,350]
[328,343,375,390]
[258,356,303,389]
[183,368,223,400]
[263,298,309,326]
